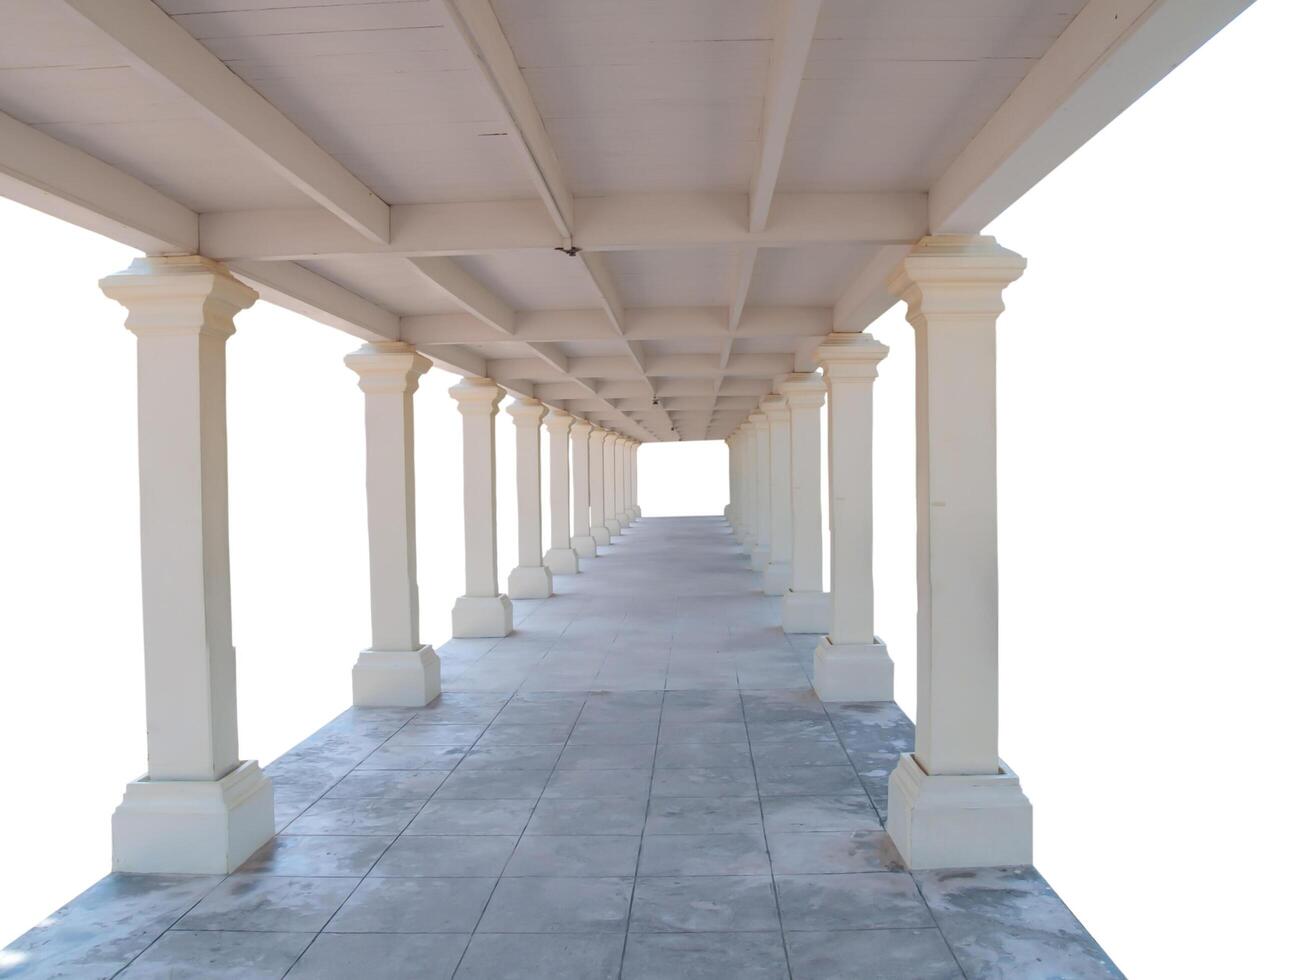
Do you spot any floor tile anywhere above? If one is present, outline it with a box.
[434,768,551,799]
[630,876,780,932]
[387,723,486,744]
[761,795,881,834]
[658,722,748,743]
[651,767,757,798]
[557,742,657,769]
[118,931,312,979]
[459,743,563,770]
[542,768,652,799]
[176,875,357,933]
[287,933,469,979]
[768,830,903,875]
[655,741,752,769]
[755,764,863,797]
[369,835,517,877]
[637,832,771,877]
[240,835,392,877]
[405,798,536,836]
[326,876,495,933]
[622,932,790,980]
[504,835,641,876]
[568,721,660,744]
[776,873,934,930]
[477,876,633,933]
[283,797,424,836]
[324,769,447,799]
[749,738,851,767]
[478,722,573,744]
[785,929,963,980]
[645,797,763,835]
[356,744,468,770]
[454,933,623,980]
[526,797,648,836]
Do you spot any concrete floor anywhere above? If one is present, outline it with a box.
[1,517,1121,979]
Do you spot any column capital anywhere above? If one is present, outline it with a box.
[816,333,889,381]
[100,255,257,340]
[779,371,827,408]
[571,418,594,438]
[543,407,574,433]
[747,412,768,427]
[449,377,504,415]
[602,430,618,444]
[589,426,607,443]
[888,234,1026,318]
[506,396,546,426]
[760,394,788,420]
[344,342,431,394]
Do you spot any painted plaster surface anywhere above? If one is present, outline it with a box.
[1,518,1116,979]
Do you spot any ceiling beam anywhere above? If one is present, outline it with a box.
[229,260,399,343]
[833,245,913,334]
[930,0,1255,233]
[751,0,823,233]
[61,0,390,243]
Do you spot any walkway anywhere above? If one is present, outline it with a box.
[1,518,1120,979]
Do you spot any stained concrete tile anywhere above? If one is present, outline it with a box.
[630,876,780,932]
[505,835,641,876]
[326,876,495,933]
[369,835,517,877]
[405,798,535,836]
[526,797,648,836]
[637,832,771,877]
[651,767,758,798]
[645,797,763,835]
[655,741,753,769]
[117,931,313,979]
[622,932,790,980]
[768,830,903,875]
[453,933,623,980]
[477,722,573,745]
[557,742,657,770]
[658,722,748,743]
[785,929,963,980]
[543,768,652,799]
[323,769,447,799]
[240,835,392,877]
[568,722,661,744]
[459,743,563,770]
[477,877,633,933]
[749,738,851,768]
[287,933,468,979]
[755,764,863,797]
[386,724,486,744]
[914,866,1125,979]
[283,797,424,836]
[433,767,551,799]
[176,875,357,933]
[761,795,881,834]
[776,873,933,931]
[356,744,467,771]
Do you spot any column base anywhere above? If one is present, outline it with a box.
[617,513,631,528]
[887,752,1033,869]
[782,590,830,633]
[622,508,636,523]
[591,524,611,546]
[452,594,513,637]
[112,760,274,874]
[633,505,642,518]
[508,564,553,599]
[604,519,622,536]
[352,646,441,707]
[749,545,769,572]
[572,534,598,558]
[545,547,580,574]
[813,635,893,701]
[762,560,791,596]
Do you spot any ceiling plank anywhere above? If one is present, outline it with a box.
[751,0,823,233]
[61,0,390,243]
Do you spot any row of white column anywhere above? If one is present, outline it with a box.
[725,234,1034,870]
[94,255,641,874]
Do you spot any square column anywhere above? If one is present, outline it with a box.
[780,373,831,633]
[886,234,1032,869]
[761,394,793,596]
[602,430,622,536]
[615,437,631,527]
[631,441,642,518]
[814,334,892,702]
[724,434,737,525]
[570,420,598,557]
[449,377,513,637]
[588,427,611,546]
[620,439,636,523]
[99,256,273,874]
[506,398,553,599]
[544,409,579,574]
[345,342,440,707]
[737,422,755,547]
[748,412,771,571]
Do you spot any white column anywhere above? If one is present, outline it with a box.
[506,397,553,599]
[813,333,892,701]
[885,234,1032,869]
[737,421,755,547]
[345,342,440,707]
[780,373,830,633]
[544,409,579,574]
[748,411,771,571]
[631,441,642,518]
[449,377,513,637]
[621,439,637,523]
[602,430,622,536]
[99,256,272,874]
[588,427,611,546]
[724,434,737,524]
[615,437,631,527]
[761,393,793,596]
[571,420,598,557]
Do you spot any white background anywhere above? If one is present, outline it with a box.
[1,2,1304,974]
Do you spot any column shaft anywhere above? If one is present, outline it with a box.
[739,422,755,546]
[589,428,611,546]
[615,438,630,527]
[99,255,272,874]
[780,373,830,633]
[762,394,792,595]
[602,432,621,536]
[571,421,597,557]
[507,398,552,598]
[749,413,771,571]
[544,409,579,574]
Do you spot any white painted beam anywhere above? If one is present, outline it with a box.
[834,245,913,334]
[0,111,198,255]
[751,0,823,233]
[930,0,1256,233]
[62,0,390,243]
[229,260,398,343]
[410,257,516,335]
